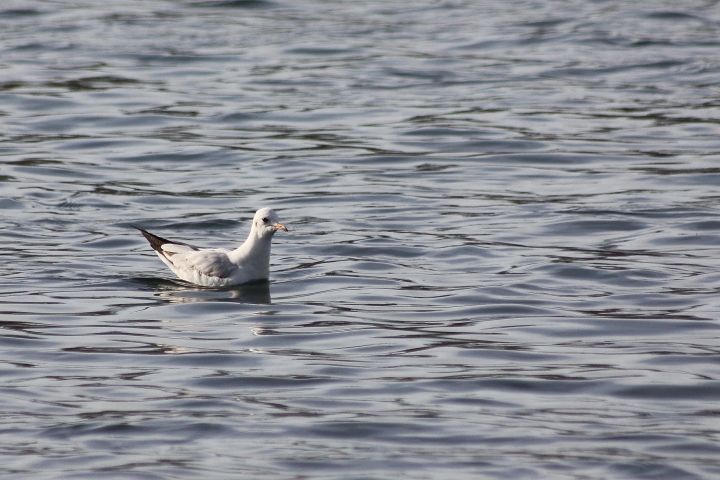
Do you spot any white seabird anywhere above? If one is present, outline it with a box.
[137,207,288,287]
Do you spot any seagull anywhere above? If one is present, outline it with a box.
[136,207,288,287]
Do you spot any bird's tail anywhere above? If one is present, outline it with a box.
[132,225,171,254]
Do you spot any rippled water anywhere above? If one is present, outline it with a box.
[2,1,720,478]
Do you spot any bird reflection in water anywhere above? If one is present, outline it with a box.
[136,277,272,305]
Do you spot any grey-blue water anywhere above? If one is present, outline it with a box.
[2,1,720,478]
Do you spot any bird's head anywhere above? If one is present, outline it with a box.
[253,207,288,238]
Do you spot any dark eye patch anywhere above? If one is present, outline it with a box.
[262,217,269,223]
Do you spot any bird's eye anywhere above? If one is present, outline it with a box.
[262,217,269,223]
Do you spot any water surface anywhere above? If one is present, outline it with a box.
[2,1,720,478]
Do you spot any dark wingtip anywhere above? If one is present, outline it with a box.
[135,226,171,254]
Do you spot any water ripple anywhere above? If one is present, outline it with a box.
[2,0,720,478]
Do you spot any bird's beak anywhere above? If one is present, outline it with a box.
[273,223,288,232]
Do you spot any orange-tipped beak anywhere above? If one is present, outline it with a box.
[273,223,288,232]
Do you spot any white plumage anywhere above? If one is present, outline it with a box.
[137,207,287,287]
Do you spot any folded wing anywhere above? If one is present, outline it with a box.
[168,249,237,279]
[137,227,236,279]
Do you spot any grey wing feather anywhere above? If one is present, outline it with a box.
[173,250,237,278]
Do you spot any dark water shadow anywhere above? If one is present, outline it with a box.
[131,277,272,305]
[189,0,275,9]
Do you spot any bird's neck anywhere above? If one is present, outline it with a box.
[229,227,273,264]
